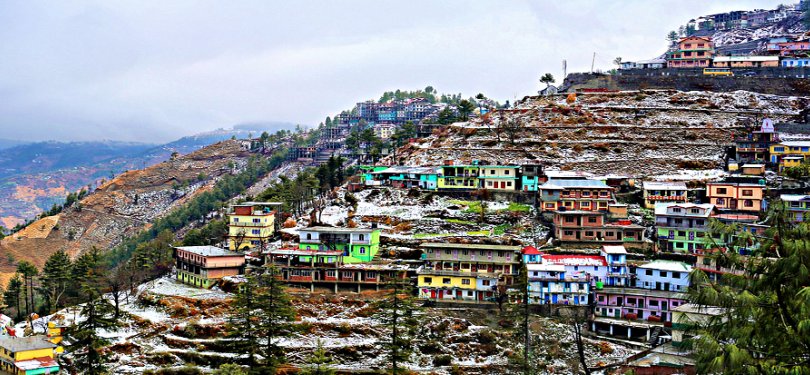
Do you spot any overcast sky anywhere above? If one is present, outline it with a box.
[0,0,787,143]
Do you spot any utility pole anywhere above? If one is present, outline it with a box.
[562,59,567,80]
[591,52,596,73]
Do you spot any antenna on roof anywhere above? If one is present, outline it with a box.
[591,52,596,73]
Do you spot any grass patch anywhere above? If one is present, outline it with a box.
[446,218,476,226]
[449,200,484,214]
[493,224,511,235]
[506,202,531,213]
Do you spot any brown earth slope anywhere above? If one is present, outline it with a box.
[391,90,807,176]
[0,140,254,283]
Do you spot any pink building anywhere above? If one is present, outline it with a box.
[667,36,714,68]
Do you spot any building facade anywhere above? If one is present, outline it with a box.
[706,182,765,212]
[655,202,716,253]
[298,227,381,264]
[0,336,59,375]
[227,202,280,250]
[175,246,246,288]
[642,182,688,209]
[667,36,714,68]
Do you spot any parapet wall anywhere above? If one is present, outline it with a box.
[564,69,810,96]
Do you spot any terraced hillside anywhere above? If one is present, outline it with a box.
[391,90,807,177]
[0,140,256,284]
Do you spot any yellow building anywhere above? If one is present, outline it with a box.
[478,166,519,191]
[227,202,282,250]
[417,243,521,302]
[0,336,60,375]
[770,141,810,171]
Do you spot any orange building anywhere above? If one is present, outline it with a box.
[667,36,714,68]
[706,182,764,212]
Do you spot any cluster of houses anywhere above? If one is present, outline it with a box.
[0,317,64,375]
[687,3,805,32]
[620,33,810,70]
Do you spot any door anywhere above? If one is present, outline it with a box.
[664,283,670,291]
[656,282,662,290]
[617,297,623,306]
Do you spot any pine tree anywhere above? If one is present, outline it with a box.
[256,268,296,369]
[225,275,263,366]
[4,275,23,321]
[687,201,810,373]
[16,261,38,318]
[213,364,248,375]
[40,249,73,313]
[507,257,539,374]
[300,340,336,375]
[374,277,420,375]
[65,283,118,375]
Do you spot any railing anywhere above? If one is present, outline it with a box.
[418,268,501,278]
[230,222,271,227]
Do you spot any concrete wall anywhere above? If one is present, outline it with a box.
[564,69,810,96]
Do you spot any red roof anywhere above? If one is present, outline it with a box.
[522,246,542,255]
[541,255,607,266]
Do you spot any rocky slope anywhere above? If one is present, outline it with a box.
[388,90,807,177]
[0,140,256,284]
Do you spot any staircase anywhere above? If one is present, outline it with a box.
[648,325,663,346]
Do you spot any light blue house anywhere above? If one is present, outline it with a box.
[527,263,591,305]
[634,260,691,292]
[782,57,810,67]
[600,245,629,287]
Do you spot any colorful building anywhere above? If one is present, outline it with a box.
[538,179,614,212]
[782,194,810,224]
[594,287,688,325]
[227,202,281,250]
[770,141,810,169]
[706,181,765,212]
[553,212,645,247]
[667,36,714,68]
[634,260,692,292]
[642,181,688,209]
[712,55,779,67]
[655,202,716,253]
[298,227,380,264]
[372,166,440,190]
[781,57,810,67]
[520,164,545,192]
[417,243,521,302]
[478,166,520,191]
[0,336,60,375]
[734,121,778,164]
[526,263,591,305]
[601,245,629,287]
[437,165,480,190]
[175,246,246,288]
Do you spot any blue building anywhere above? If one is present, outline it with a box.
[781,57,810,67]
[634,260,691,292]
[526,263,591,305]
[600,245,629,286]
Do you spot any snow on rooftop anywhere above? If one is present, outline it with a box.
[542,255,607,266]
[642,181,687,190]
[174,246,242,257]
[780,194,810,202]
[602,245,627,254]
[638,260,692,272]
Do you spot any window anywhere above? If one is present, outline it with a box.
[443,278,451,284]
[599,191,608,196]
[582,201,590,207]
[462,279,471,285]
[506,181,512,187]
[660,271,668,278]
[462,249,469,255]
[564,230,574,236]
[588,216,597,223]
[582,191,591,197]
[482,279,491,286]
[359,247,366,254]
[490,170,495,175]
[717,188,728,194]
[233,218,239,222]
[673,208,682,213]
[690,209,700,214]
[359,234,365,241]
[585,231,594,237]
[488,181,493,187]
[306,233,312,240]
[423,277,432,284]
[742,189,753,197]
[649,300,659,306]
[253,218,261,223]
[467,291,474,296]
[744,200,754,207]
[252,229,260,235]
[678,231,686,237]
[672,272,681,278]
[545,203,555,209]
[445,249,451,255]
[565,216,575,223]
[505,170,510,175]
[645,269,653,276]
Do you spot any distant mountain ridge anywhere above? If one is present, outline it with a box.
[0,123,296,229]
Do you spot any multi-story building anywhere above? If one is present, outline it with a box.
[478,165,520,191]
[782,194,810,224]
[601,245,629,287]
[417,243,521,302]
[642,181,688,209]
[634,260,692,292]
[520,164,545,192]
[373,123,396,139]
[594,287,688,324]
[437,165,480,190]
[298,227,380,264]
[667,36,714,68]
[706,181,765,213]
[655,202,716,253]
[174,246,246,288]
[526,263,591,305]
[781,57,810,68]
[370,166,440,190]
[553,212,645,247]
[227,202,281,250]
[735,124,778,164]
[0,336,60,375]
[538,179,614,212]
[770,141,810,169]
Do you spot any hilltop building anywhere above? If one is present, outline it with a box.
[227,202,282,250]
[0,336,60,375]
[667,36,714,68]
[298,227,381,264]
[174,246,246,288]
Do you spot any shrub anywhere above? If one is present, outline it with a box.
[433,354,453,367]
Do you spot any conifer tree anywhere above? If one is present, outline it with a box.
[300,340,336,375]
[687,201,810,374]
[3,275,23,321]
[507,257,541,374]
[256,268,296,369]
[374,277,420,375]
[65,283,118,375]
[40,249,73,313]
[16,261,38,318]
[225,274,262,366]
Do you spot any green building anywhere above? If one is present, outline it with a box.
[298,226,381,263]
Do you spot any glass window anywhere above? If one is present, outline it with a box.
[443,278,451,284]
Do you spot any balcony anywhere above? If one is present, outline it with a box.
[230,221,271,227]
[418,267,500,278]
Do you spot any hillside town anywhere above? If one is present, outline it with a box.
[0,2,809,375]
